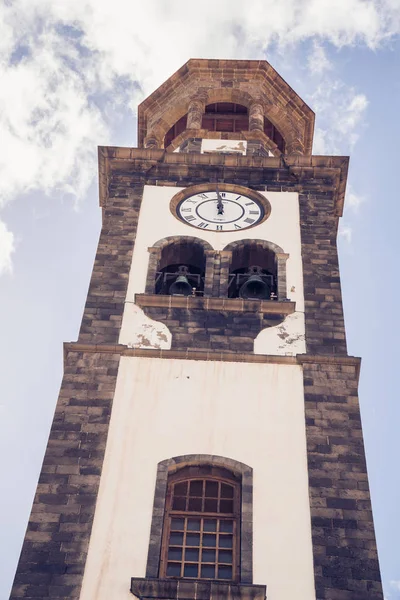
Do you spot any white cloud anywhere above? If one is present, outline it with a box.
[0,220,15,275]
[338,223,353,244]
[308,41,332,75]
[0,0,399,272]
[312,82,369,154]
[346,186,366,213]
[390,581,400,591]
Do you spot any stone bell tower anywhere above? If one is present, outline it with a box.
[10,59,383,600]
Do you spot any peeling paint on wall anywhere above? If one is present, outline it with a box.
[254,311,306,356]
[119,304,171,349]
[201,139,248,154]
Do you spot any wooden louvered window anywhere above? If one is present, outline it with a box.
[160,467,240,581]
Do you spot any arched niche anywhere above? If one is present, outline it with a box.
[221,239,289,301]
[146,236,215,297]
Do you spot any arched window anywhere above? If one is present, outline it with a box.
[143,455,253,585]
[160,466,240,581]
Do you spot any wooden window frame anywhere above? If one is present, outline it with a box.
[159,467,241,582]
[145,455,253,584]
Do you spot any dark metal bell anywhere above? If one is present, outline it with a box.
[169,274,193,296]
[239,274,271,300]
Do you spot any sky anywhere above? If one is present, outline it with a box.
[0,0,399,598]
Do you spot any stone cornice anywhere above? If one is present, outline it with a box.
[297,353,361,383]
[135,293,295,316]
[63,342,299,365]
[63,342,361,377]
[98,146,349,217]
[131,578,266,600]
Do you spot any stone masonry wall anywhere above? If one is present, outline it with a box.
[78,176,144,345]
[9,350,120,600]
[9,177,144,599]
[9,150,383,600]
[143,307,284,353]
[300,357,383,600]
[299,193,347,356]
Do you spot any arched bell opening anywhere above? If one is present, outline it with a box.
[163,102,286,153]
[227,243,278,300]
[155,240,207,296]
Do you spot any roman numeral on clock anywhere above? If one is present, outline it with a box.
[185,215,196,222]
[244,217,255,224]
[198,222,208,228]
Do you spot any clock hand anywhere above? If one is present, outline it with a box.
[216,187,224,215]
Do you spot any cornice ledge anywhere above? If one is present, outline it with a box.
[131,577,267,600]
[98,146,349,216]
[64,342,299,366]
[296,353,361,382]
[101,145,348,170]
[135,293,295,316]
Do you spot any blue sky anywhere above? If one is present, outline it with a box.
[0,1,400,598]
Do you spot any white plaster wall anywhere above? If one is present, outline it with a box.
[119,186,305,354]
[79,357,315,600]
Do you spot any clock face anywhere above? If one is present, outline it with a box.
[175,188,266,232]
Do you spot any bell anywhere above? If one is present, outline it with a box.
[169,274,193,296]
[239,274,271,300]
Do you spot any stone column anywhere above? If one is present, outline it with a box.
[145,247,162,293]
[286,138,304,155]
[204,250,218,297]
[187,99,205,130]
[276,252,289,300]
[219,251,232,297]
[249,102,264,132]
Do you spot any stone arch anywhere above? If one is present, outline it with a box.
[149,94,251,149]
[150,88,287,151]
[145,454,253,583]
[146,236,215,296]
[223,238,285,255]
[153,235,214,252]
[150,100,192,148]
[153,88,287,151]
[148,87,294,154]
[221,239,289,301]
[205,88,254,109]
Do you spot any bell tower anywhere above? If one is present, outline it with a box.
[10,60,383,600]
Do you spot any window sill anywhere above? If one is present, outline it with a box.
[135,293,295,317]
[131,578,266,600]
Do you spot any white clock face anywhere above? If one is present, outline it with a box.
[176,189,265,232]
